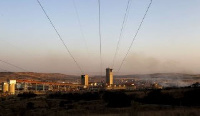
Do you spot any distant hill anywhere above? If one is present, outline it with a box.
[1,72,200,87]
[115,73,200,87]
[0,72,79,82]
[115,73,200,79]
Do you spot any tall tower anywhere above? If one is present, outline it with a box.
[106,68,113,85]
[81,75,89,86]
[9,80,16,94]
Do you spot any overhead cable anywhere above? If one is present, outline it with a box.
[111,0,132,69]
[0,67,10,72]
[0,59,29,72]
[117,0,153,73]
[98,0,102,77]
[37,0,84,74]
[72,0,89,56]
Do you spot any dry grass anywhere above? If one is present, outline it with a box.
[1,90,200,116]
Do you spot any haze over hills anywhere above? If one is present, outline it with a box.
[115,73,200,79]
[0,72,200,87]
[115,73,200,87]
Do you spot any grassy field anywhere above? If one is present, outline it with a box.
[0,88,200,116]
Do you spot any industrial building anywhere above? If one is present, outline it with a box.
[9,80,16,94]
[0,79,82,95]
[81,75,89,87]
[0,69,141,95]
[1,79,16,94]
[106,68,113,85]
[2,82,9,93]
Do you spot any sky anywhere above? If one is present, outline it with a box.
[0,0,200,75]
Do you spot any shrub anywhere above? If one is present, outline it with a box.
[17,92,37,98]
[49,92,100,101]
[182,88,200,106]
[102,91,131,108]
[142,89,177,105]
[59,100,72,107]
[26,102,34,109]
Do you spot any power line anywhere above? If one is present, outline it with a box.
[0,67,32,79]
[72,0,89,56]
[0,59,29,72]
[36,0,84,74]
[0,67,10,72]
[98,0,102,77]
[111,0,132,69]
[117,0,153,73]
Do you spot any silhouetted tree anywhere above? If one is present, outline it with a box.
[26,102,34,109]
[102,91,131,108]
[182,88,200,106]
[18,92,37,98]
[142,89,177,105]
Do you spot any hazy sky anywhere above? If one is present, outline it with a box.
[0,0,200,75]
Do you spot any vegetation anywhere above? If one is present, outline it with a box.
[17,92,37,98]
[132,88,200,106]
[1,88,200,116]
[48,92,100,101]
[26,102,34,109]
[102,91,131,108]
